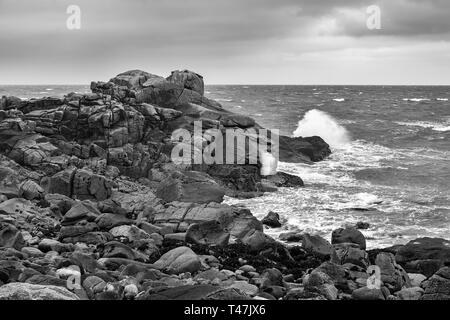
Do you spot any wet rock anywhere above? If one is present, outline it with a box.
[186,220,230,246]
[261,211,281,228]
[395,238,450,270]
[153,246,201,275]
[355,222,370,230]
[332,227,366,250]
[302,233,334,257]
[278,135,331,163]
[0,283,79,300]
[279,231,303,243]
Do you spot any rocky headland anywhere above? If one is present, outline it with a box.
[0,69,449,300]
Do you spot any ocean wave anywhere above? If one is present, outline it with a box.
[293,109,351,149]
[437,98,449,101]
[333,98,345,102]
[395,121,450,132]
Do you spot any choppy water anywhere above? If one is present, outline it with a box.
[2,84,450,248]
[208,85,450,249]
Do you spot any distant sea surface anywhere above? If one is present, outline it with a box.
[2,84,450,248]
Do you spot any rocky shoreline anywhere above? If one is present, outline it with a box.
[0,69,449,300]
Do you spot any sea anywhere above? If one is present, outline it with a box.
[2,84,450,249]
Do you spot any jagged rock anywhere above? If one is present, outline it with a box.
[153,246,201,275]
[96,213,133,230]
[312,262,349,291]
[186,220,230,246]
[156,171,225,204]
[421,267,450,300]
[109,225,150,243]
[261,211,281,228]
[0,283,79,300]
[62,201,101,225]
[167,70,205,96]
[59,222,99,239]
[303,271,339,300]
[18,180,45,200]
[83,276,107,299]
[332,243,370,268]
[331,227,366,250]
[263,172,304,188]
[375,252,411,292]
[0,222,25,250]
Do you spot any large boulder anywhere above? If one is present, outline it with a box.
[278,135,331,163]
[396,238,450,262]
[331,227,366,250]
[167,70,205,96]
[375,252,411,292]
[302,234,334,257]
[0,283,79,300]
[153,246,201,274]
[261,211,282,228]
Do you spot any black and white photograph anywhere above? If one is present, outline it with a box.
[0,0,450,309]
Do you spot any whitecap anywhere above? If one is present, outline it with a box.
[437,98,448,101]
[402,98,430,102]
[333,98,345,102]
[293,109,351,149]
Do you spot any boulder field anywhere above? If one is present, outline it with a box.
[0,69,447,300]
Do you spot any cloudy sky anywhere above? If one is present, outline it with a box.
[1,0,450,84]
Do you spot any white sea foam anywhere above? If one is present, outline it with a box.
[395,121,450,132]
[293,109,351,149]
[333,98,345,102]
[437,98,449,101]
[402,98,430,102]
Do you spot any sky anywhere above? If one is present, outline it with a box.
[0,0,450,85]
